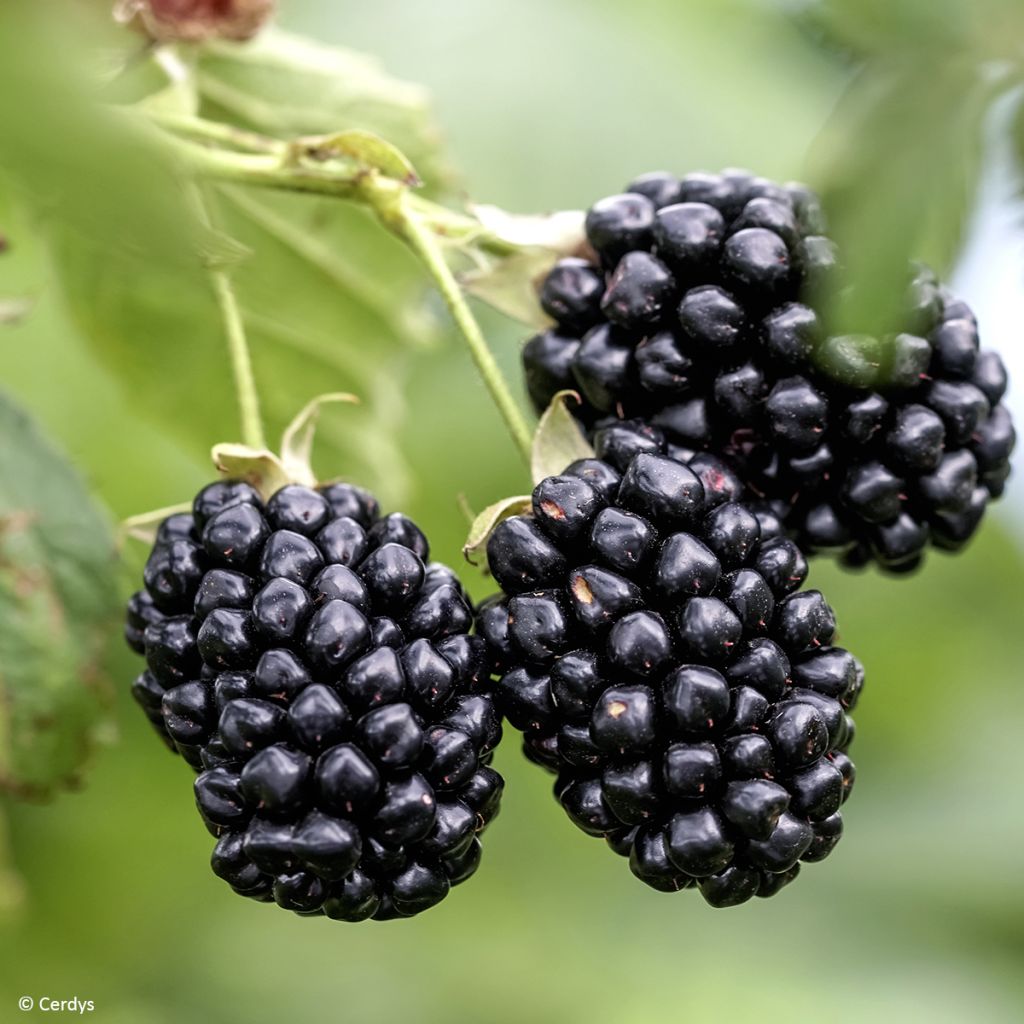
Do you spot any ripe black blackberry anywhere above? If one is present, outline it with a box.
[478,433,859,906]
[524,168,1015,572]
[125,479,503,920]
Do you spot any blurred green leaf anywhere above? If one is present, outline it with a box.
[0,190,32,325]
[0,391,117,799]
[810,58,992,335]
[278,391,359,480]
[1012,93,1024,197]
[796,0,1024,64]
[795,0,965,59]
[462,250,551,327]
[0,7,455,505]
[197,28,451,190]
[0,809,25,918]
[0,9,203,271]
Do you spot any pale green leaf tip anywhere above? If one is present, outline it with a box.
[279,391,359,481]
[210,442,297,500]
[462,495,532,566]
[119,501,194,546]
[209,394,361,500]
[530,389,595,486]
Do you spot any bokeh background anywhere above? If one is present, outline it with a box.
[2,1,1023,1021]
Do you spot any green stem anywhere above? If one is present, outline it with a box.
[159,128,519,256]
[185,183,267,450]
[174,139,361,198]
[147,111,282,155]
[395,194,532,463]
[159,124,531,462]
[210,269,267,450]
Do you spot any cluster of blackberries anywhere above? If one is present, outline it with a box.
[478,427,859,906]
[524,169,1015,572]
[123,171,1015,915]
[125,480,503,920]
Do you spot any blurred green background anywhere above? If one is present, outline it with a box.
[1,1,1023,1022]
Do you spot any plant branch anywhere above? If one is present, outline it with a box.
[147,111,282,154]
[157,126,520,256]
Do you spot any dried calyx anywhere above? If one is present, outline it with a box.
[115,0,276,42]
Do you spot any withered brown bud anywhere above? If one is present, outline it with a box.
[115,0,276,42]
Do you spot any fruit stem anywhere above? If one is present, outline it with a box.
[159,123,532,462]
[185,182,268,451]
[395,194,533,464]
[211,266,267,451]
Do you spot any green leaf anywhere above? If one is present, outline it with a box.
[462,251,556,328]
[461,386,595,564]
[461,206,586,326]
[530,390,595,486]
[795,0,965,60]
[0,174,40,329]
[278,392,359,482]
[197,28,452,191]
[120,502,194,546]
[0,12,451,507]
[0,391,117,799]
[815,334,882,389]
[809,58,994,336]
[0,9,205,276]
[798,0,1024,64]
[198,227,253,271]
[1012,92,1024,200]
[462,495,532,566]
[0,807,25,916]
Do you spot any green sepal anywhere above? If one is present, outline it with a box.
[462,495,532,566]
[530,390,595,486]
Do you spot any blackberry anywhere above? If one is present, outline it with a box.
[523,169,1015,571]
[480,438,860,906]
[126,480,502,920]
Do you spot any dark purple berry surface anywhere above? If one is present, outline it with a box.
[524,169,1015,572]
[126,480,502,921]
[479,433,860,906]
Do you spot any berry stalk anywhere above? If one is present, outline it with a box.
[159,122,533,464]
[395,195,533,463]
[210,268,266,451]
[185,182,267,451]
[157,126,519,256]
